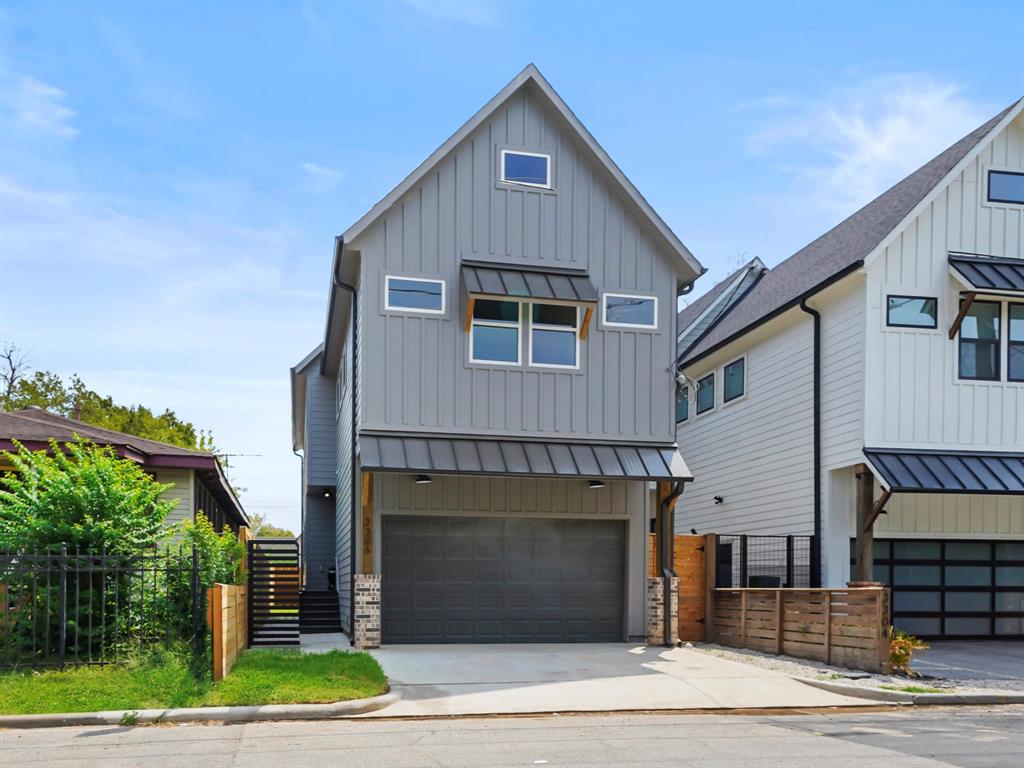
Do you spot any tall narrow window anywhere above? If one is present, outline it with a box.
[959,300,1001,381]
[385,275,445,313]
[529,303,579,368]
[723,358,745,402]
[500,150,551,188]
[696,373,714,414]
[676,388,689,423]
[470,300,520,364]
[1010,304,1024,382]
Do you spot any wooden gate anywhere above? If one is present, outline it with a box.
[248,538,300,646]
[649,533,707,642]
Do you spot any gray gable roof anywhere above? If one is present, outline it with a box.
[676,257,767,361]
[679,100,1021,367]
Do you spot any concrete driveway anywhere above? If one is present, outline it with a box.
[362,643,866,717]
[914,641,1024,685]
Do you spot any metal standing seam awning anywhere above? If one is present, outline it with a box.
[460,262,599,303]
[863,448,1024,495]
[948,253,1024,295]
[360,434,692,481]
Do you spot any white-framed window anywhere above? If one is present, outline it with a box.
[602,292,658,329]
[695,372,715,415]
[723,357,746,403]
[529,303,580,369]
[500,149,551,189]
[470,299,521,365]
[384,275,445,314]
[676,386,689,423]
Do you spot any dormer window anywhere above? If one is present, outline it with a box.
[500,150,551,188]
[987,170,1024,205]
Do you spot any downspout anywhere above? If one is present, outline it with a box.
[331,237,360,635]
[659,480,686,645]
[293,447,303,587]
[799,299,822,587]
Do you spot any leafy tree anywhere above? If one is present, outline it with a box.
[0,438,175,552]
[248,512,295,538]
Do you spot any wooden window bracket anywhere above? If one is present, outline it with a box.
[948,291,977,340]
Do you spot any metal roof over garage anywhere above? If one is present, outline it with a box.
[864,448,1024,495]
[360,434,692,481]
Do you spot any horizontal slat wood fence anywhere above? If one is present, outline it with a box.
[708,587,891,673]
[207,583,247,681]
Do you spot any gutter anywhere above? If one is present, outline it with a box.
[658,480,686,645]
[330,236,360,636]
[798,298,822,588]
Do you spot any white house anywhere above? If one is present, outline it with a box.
[675,98,1024,639]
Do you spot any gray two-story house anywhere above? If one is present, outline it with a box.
[291,65,702,647]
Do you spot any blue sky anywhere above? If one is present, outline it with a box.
[1,1,1022,530]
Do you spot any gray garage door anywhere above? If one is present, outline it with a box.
[382,515,625,643]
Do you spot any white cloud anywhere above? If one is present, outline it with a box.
[403,0,498,26]
[0,70,78,138]
[300,161,344,193]
[745,74,992,214]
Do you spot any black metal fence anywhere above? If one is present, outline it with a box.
[715,535,818,589]
[0,546,204,669]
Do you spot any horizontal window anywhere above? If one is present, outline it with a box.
[602,293,657,329]
[470,300,520,364]
[529,303,579,368]
[887,295,937,328]
[958,299,1001,381]
[723,358,745,402]
[501,150,551,188]
[988,170,1024,205]
[676,387,689,423]
[695,373,714,414]
[385,275,445,313]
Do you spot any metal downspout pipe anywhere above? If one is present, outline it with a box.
[332,238,360,636]
[799,299,822,587]
[659,480,685,645]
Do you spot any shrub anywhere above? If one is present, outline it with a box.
[889,627,929,676]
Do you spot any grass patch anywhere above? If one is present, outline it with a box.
[880,683,946,694]
[0,649,387,715]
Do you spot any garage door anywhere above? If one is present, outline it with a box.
[382,515,625,643]
[857,539,1024,639]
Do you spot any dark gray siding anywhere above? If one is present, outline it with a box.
[352,87,682,444]
[334,330,355,632]
[302,493,335,590]
[304,372,337,487]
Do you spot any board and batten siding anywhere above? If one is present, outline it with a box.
[154,468,194,527]
[373,473,649,638]
[349,86,682,444]
[304,372,337,487]
[676,311,815,536]
[864,112,1024,450]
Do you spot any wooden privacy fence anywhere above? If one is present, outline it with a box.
[648,533,708,642]
[207,583,247,681]
[708,588,891,673]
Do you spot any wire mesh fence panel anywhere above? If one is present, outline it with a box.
[715,535,815,588]
[0,545,203,668]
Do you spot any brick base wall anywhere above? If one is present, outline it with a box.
[353,574,381,649]
[646,576,679,646]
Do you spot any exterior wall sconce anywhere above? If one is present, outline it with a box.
[414,474,433,484]
[588,480,606,489]
[323,488,333,499]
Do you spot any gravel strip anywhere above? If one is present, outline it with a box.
[689,643,1024,695]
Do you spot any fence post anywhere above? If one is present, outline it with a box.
[785,536,794,588]
[739,535,748,588]
[58,546,68,670]
[703,533,717,642]
[191,546,201,659]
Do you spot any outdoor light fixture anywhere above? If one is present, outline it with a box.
[588,480,605,489]
[414,474,433,484]
[323,489,332,499]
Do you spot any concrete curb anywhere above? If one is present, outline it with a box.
[794,677,1024,705]
[0,691,400,729]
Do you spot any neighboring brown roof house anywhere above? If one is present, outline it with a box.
[677,100,1021,368]
[0,407,247,526]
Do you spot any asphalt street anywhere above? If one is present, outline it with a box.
[1,706,1021,768]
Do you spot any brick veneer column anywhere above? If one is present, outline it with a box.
[647,576,679,646]
[353,574,382,649]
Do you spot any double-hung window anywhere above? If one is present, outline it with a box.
[529,303,579,368]
[1010,304,1024,382]
[470,300,521,364]
[958,300,1001,380]
[723,358,745,402]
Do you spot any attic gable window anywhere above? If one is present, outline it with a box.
[385,275,445,314]
[500,150,551,188]
[988,170,1024,205]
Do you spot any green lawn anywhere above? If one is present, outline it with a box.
[0,649,388,715]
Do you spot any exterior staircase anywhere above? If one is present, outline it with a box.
[299,590,342,634]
